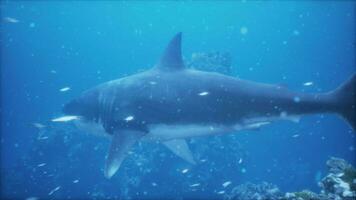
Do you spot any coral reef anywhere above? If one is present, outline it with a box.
[225,157,356,200]
[225,182,282,200]
[318,157,356,200]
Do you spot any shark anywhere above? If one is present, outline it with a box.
[62,32,355,179]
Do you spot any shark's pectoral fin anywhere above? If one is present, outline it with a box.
[104,130,143,179]
[163,139,196,165]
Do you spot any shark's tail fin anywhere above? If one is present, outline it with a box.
[331,73,356,130]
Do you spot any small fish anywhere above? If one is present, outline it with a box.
[38,136,49,140]
[124,115,134,122]
[52,115,79,122]
[37,163,46,167]
[4,17,19,23]
[292,134,300,138]
[303,81,313,86]
[198,91,209,96]
[217,190,225,194]
[238,158,243,164]
[222,181,232,188]
[151,182,157,186]
[182,169,189,174]
[190,183,200,187]
[59,87,71,92]
[73,179,79,183]
[48,186,61,196]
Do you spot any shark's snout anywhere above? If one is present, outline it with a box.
[62,90,100,120]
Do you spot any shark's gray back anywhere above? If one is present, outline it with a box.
[93,68,301,134]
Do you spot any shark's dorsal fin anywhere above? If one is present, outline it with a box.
[156,32,184,71]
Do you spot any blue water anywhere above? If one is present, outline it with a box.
[1,1,355,199]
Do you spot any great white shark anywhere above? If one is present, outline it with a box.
[62,32,355,179]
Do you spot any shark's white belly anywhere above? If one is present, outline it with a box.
[74,120,236,141]
[144,124,235,141]
[74,117,280,142]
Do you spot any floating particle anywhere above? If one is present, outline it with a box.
[241,168,247,173]
[29,22,36,28]
[59,87,71,92]
[190,183,200,187]
[314,171,322,182]
[348,146,354,151]
[151,182,157,186]
[51,115,79,122]
[303,82,313,86]
[198,91,209,96]
[33,123,46,129]
[4,17,19,23]
[217,190,225,194]
[37,163,46,167]
[280,111,288,118]
[222,181,232,188]
[240,26,248,35]
[26,197,38,200]
[293,30,300,36]
[124,115,134,122]
[48,186,61,196]
[50,70,57,74]
[293,96,301,103]
[238,158,243,164]
[182,169,189,174]
[149,81,157,85]
[73,179,79,183]
[292,134,300,138]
